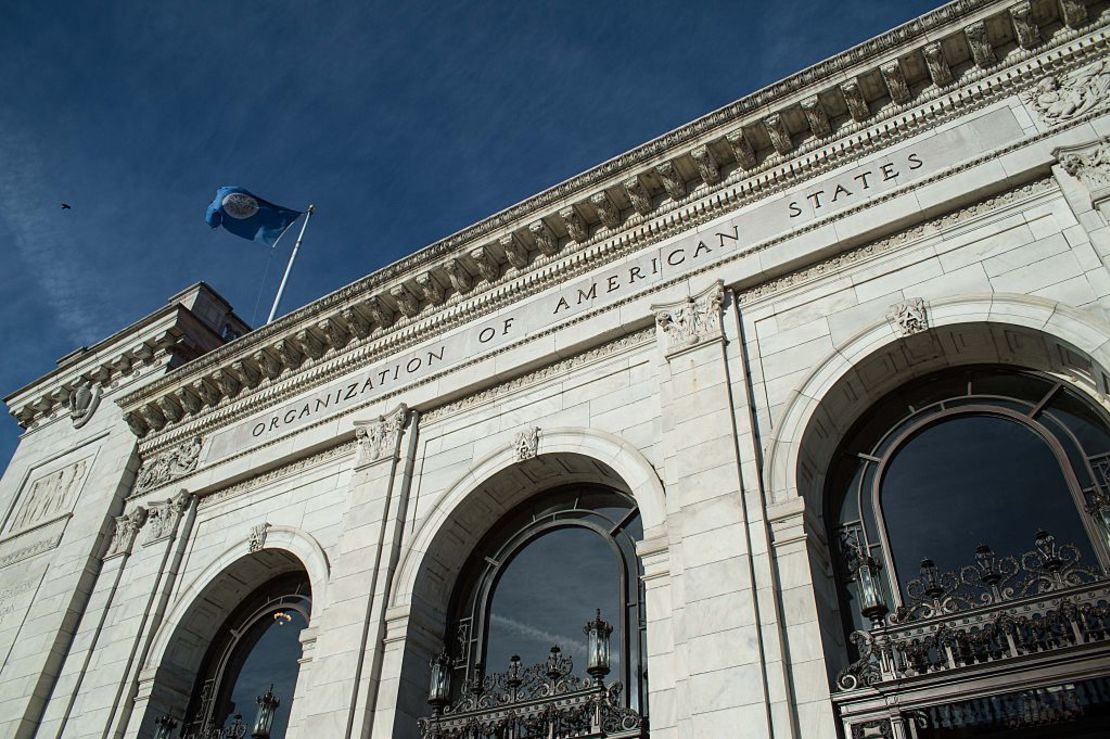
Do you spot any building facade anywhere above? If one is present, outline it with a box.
[4,1,1110,737]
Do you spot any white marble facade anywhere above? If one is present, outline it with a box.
[5,2,1110,738]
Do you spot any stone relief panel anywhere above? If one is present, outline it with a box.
[134,436,202,494]
[1025,60,1110,127]
[887,298,929,337]
[6,457,91,535]
[652,280,725,355]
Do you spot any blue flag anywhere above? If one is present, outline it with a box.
[205,186,302,246]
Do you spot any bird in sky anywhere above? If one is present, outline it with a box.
[60,203,71,210]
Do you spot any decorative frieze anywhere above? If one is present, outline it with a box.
[1009,2,1040,50]
[922,42,953,87]
[654,161,686,201]
[622,175,653,216]
[726,129,757,169]
[558,206,589,244]
[841,79,870,122]
[513,427,540,461]
[763,114,793,155]
[802,97,831,138]
[653,280,725,354]
[1026,59,1110,126]
[248,522,269,553]
[880,60,911,104]
[887,298,929,336]
[197,440,356,509]
[134,436,203,494]
[964,21,996,68]
[354,403,411,466]
[691,144,721,184]
[106,507,148,559]
[589,191,621,229]
[143,490,192,545]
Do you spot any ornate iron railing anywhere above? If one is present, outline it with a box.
[418,648,645,739]
[838,532,1110,690]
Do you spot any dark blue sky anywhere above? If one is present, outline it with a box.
[0,1,944,468]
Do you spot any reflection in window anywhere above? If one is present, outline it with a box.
[183,573,311,738]
[826,367,1110,637]
[448,486,646,714]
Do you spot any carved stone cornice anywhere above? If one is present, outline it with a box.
[354,403,411,466]
[117,11,1108,449]
[653,280,726,355]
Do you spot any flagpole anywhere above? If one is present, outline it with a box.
[267,204,315,324]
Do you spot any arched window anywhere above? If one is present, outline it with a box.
[827,367,1110,635]
[181,573,311,738]
[446,485,647,715]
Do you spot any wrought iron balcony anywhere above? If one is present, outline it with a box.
[837,531,1110,691]
[418,647,645,739]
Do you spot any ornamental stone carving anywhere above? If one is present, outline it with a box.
[143,490,192,545]
[68,382,100,429]
[354,403,410,466]
[106,506,148,559]
[1055,139,1110,212]
[134,436,203,493]
[1025,60,1110,127]
[248,522,269,553]
[9,458,90,534]
[513,426,540,461]
[887,297,928,337]
[652,280,725,354]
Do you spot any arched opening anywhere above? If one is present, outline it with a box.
[139,548,313,739]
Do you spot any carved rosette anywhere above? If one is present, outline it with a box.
[1024,60,1110,127]
[248,522,269,553]
[1055,139,1110,213]
[354,403,411,466]
[652,280,725,355]
[106,506,148,559]
[143,490,193,545]
[512,426,540,461]
[887,298,928,337]
[134,436,203,493]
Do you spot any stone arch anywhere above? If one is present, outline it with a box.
[373,426,665,738]
[764,293,1110,511]
[136,526,329,733]
[391,426,665,614]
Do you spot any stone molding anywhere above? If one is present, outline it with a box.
[116,10,1108,446]
[142,490,192,546]
[194,440,356,508]
[653,280,725,355]
[134,436,202,494]
[737,177,1056,304]
[354,403,411,467]
[105,506,148,559]
[887,298,929,337]
[1055,137,1110,211]
[11,326,194,430]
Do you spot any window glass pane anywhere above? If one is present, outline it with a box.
[969,369,1052,404]
[486,527,621,679]
[1046,388,1110,457]
[881,414,1096,596]
[218,609,307,738]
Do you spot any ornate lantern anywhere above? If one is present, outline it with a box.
[250,687,279,738]
[427,650,452,713]
[855,552,889,628]
[919,558,945,599]
[153,714,177,739]
[584,610,613,684]
[972,544,1001,585]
